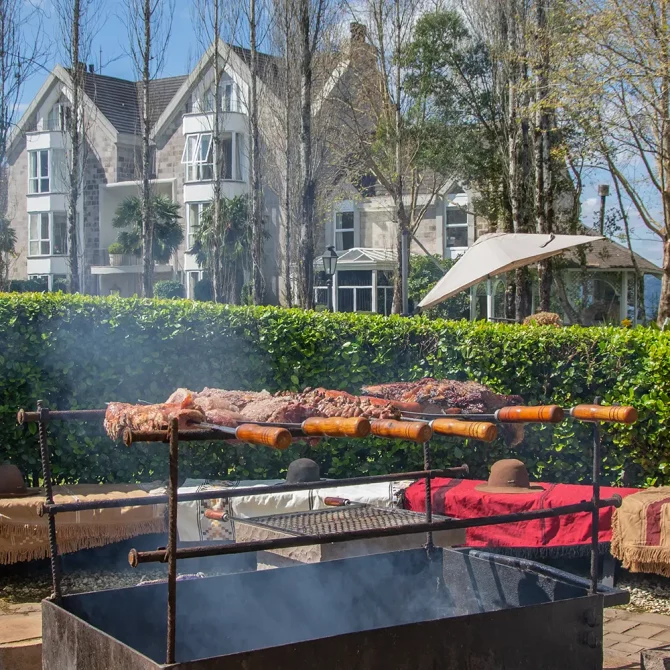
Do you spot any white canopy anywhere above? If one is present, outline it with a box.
[419,232,603,310]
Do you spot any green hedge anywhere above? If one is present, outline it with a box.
[0,293,668,487]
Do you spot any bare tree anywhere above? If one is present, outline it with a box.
[331,1,453,314]
[123,0,174,298]
[0,0,46,289]
[192,0,239,303]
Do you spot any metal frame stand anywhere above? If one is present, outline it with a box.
[591,397,602,595]
[37,401,62,603]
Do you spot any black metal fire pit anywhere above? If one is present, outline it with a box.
[42,546,628,670]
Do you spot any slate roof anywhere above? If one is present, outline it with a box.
[561,237,661,274]
[80,71,187,135]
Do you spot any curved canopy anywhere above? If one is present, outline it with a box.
[419,233,603,310]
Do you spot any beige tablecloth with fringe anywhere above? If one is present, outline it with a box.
[0,483,166,564]
[611,486,670,577]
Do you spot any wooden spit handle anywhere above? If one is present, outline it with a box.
[570,405,638,424]
[371,420,433,443]
[324,497,351,507]
[495,405,565,424]
[235,424,292,450]
[431,418,498,443]
[301,417,371,438]
[204,509,227,521]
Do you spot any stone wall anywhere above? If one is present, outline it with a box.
[6,138,28,280]
[116,144,140,182]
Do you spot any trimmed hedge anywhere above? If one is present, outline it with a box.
[0,293,668,487]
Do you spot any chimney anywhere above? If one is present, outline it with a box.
[350,22,367,44]
[88,64,95,73]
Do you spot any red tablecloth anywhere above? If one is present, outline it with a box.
[404,478,639,550]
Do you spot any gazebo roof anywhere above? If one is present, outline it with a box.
[315,248,396,270]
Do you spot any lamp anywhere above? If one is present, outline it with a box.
[598,184,610,236]
[321,245,338,311]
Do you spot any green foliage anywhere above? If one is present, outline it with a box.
[154,280,185,300]
[190,195,249,304]
[0,218,17,255]
[107,242,124,255]
[0,293,667,488]
[112,195,183,264]
[7,277,49,292]
[193,278,213,302]
[408,254,469,319]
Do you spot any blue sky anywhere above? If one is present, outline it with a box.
[18,0,665,269]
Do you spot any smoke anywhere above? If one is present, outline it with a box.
[58,547,577,664]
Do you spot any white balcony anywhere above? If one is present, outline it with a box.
[182,111,247,136]
[89,249,173,276]
[26,131,66,151]
[183,180,247,203]
[27,256,69,276]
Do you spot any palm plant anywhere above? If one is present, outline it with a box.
[112,195,183,264]
[0,218,17,291]
[189,195,250,304]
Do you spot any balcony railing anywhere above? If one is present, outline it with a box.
[89,249,141,267]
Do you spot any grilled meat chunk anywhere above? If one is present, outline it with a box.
[104,399,205,440]
[361,378,525,446]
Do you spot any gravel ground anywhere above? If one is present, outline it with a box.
[616,573,670,614]
[1,555,669,614]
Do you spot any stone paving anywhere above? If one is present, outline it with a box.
[604,609,670,669]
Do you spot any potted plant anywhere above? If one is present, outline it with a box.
[108,242,124,267]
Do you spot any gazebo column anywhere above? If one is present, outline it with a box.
[486,278,493,321]
[620,271,629,322]
[372,269,378,313]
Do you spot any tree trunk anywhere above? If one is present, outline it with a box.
[140,0,153,298]
[297,0,314,309]
[249,0,264,305]
[392,0,405,315]
[283,19,292,308]
[659,236,670,327]
[67,0,81,294]
[211,0,224,304]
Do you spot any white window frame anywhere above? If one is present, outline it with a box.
[334,208,356,251]
[181,133,213,182]
[29,149,50,194]
[187,270,204,299]
[186,202,207,250]
[47,103,71,131]
[200,81,238,113]
[28,212,67,257]
[444,203,468,250]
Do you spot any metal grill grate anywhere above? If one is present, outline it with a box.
[248,505,447,535]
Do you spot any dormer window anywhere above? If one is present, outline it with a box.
[200,81,239,113]
[47,103,71,131]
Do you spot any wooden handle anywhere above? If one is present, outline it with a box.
[204,509,227,521]
[570,405,638,424]
[431,418,498,443]
[301,417,371,438]
[324,497,350,507]
[371,420,433,442]
[235,424,292,449]
[496,405,565,423]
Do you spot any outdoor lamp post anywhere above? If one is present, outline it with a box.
[598,184,610,235]
[322,245,338,312]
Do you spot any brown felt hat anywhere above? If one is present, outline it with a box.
[475,459,544,495]
[0,463,30,498]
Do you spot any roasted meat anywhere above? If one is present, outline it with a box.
[361,378,525,446]
[104,396,205,440]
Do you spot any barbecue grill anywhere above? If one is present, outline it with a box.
[17,395,633,669]
[233,504,465,565]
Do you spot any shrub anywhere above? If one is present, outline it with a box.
[0,293,667,488]
[193,278,213,302]
[7,277,48,292]
[154,280,185,299]
[523,312,562,327]
[107,242,124,255]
